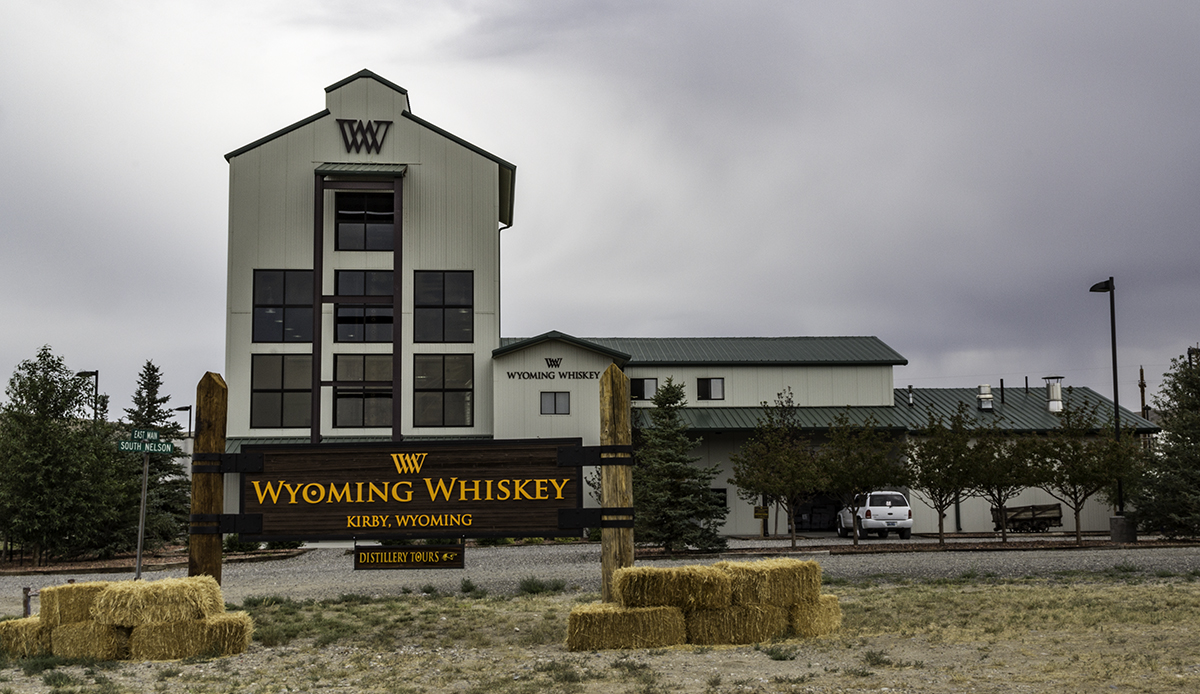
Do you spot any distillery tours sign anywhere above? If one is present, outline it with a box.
[236,439,583,542]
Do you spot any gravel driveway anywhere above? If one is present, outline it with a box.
[4,536,1199,616]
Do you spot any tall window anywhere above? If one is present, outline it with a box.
[413,354,473,427]
[697,377,724,401]
[336,192,394,251]
[250,354,312,428]
[630,378,658,401]
[333,354,392,428]
[414,271,473,343]
[335,270,394,343]
[253,270,313,342]
[540,392,570,415]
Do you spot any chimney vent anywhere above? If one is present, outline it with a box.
[907,385,914,406]
[1043,375,1064,413]
[977,384,994,411]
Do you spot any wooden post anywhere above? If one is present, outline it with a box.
[189,372,228,584]
[600,363,634,603]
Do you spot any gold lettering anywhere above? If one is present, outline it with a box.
[549,478,569,499]
[463,513,473,526]
[327,483,352,503]
[534,479,548,500]
[368,482,389,502]
[283,483,303,504]
[392,481,413,502]
[252,480,284,504]
[303,483,325,503]
[391,452,427,474]
[424,477,457,502]
[485,479,493,501]
[513,479,533,500]
[347,516,360,528]
[459,479,481,501]
[497,479,511,500]
[356,482,364,503]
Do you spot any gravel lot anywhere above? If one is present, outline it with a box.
[4,534,1200,615]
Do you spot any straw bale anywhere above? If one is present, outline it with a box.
[686,604,788,645]
[714,558,821,607]
[51,621,131,660]
[613,565,732,610]
[566,603,686,651]
[790,594,842,638]
[38,581,112,628]
[130,612,254,660]
[0,616,51,658]
[92,576,225,627]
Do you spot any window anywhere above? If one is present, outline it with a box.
[697,377,724,401]
[250,354,312,428]
[540,392,570,415]
[414,271,473,343]
[336,307,393,342]
[630,378,658,401]
[413,354,473,427]
[336,270,393,296]
[253,270,313,342]
[333,354,392,428]
[336,192,394,251]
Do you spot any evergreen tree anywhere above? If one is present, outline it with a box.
[822,411,906,546]
[123,360,191,547]
[633,377,727,555]
[1128,352,1200,537]
[905,404,976,545]
[729,388,827,547]
[0,346,139,562]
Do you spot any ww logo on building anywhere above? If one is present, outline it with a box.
[391,453,427,475]
[337,119,392,154]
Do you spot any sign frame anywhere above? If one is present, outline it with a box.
[235,438,584,543]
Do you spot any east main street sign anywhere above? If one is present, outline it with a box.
[236,439,583,542]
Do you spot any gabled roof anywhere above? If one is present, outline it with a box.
[631,386,1158,435]
[493,331,631,365]
[499,336,906,366]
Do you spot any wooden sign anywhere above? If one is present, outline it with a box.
[354,544,465,570]
[754,506,769,519]
[238,438,582,542]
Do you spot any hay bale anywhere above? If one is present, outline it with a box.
[791,594,842,638]
[566,603,686,651]
[130,612,254,660]
[613,565,732,610]
[92,576,225,627]
[38,581,112,628]
[714,558,821,607]
[51,621,130,660]
[686,604,788,645]
[0,616,51,657]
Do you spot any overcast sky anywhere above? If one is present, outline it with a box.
[2,1,1197,423]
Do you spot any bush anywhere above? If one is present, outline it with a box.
[223,534,260,553]
[265,541,304,550]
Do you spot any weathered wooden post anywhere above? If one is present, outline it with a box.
[189,372,228,584]
[599,363,634,602]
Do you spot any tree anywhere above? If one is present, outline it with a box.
[822,411,906,546]
[905,404,977,545]
[729,388,829,547]
[632,377,727,555]
[969,422,1035,543]
[1128,352,1200,538]
[0,346,139,563]
[123,360,191,547]
[1031,392,1143,545]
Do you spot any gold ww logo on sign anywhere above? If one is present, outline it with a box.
[391,453,427,475]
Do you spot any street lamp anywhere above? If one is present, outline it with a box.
[75,370,99,420]
[174,405,193,439]
[1090,276,1134,541]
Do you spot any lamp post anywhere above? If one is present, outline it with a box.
[75,370,99,420]
[1090,276,1134,541]
[174,405,193,439]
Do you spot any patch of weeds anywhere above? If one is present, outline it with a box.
[1110,561,1141,575]
[706,673,722,688]
[612,656,659,686]
[773,673,815,684]
[524,537,545,545]
[156,667,182,680]
[534,659,582,683]
[518,576,566,595]
[692,646,713,654]
[419,584,440,596]
[755,642,799,661]
[844,666,874,677]
[862,649,893,667]
[1154,570,1177,578]
[41,670,78,688]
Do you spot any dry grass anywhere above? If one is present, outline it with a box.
[0,569,1198,692]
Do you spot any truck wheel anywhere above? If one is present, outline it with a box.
[898,528,912,540]
[836,518,849,538]
[876,530,888,539]
[856,525,871,540]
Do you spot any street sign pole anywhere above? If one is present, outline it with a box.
[135,450,150,580]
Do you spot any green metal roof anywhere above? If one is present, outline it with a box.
[493,331,632,364]
[498,335,906,366]
[314,163,408,176]
[631,386,1158,435]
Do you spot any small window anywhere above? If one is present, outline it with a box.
[630,378,658,401]
[414,271,473,343]
[336,192,394,251]
[253,270,313,343]
[697,377,724,401]
[540,392,570,415]
[336,306,393,342]
[336,270,393,296]
[250,354,312,428]
[413,354,473,427]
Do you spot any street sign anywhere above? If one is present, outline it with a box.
[132,429,160,441]
[118,440,174,454]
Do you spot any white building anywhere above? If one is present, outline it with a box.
[224,71,1155,537]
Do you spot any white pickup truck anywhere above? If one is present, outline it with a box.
[836,491,913,539]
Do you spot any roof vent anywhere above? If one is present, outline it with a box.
[977,384,994,411]
[1043,375,1064,413]
[907,385,914,406]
